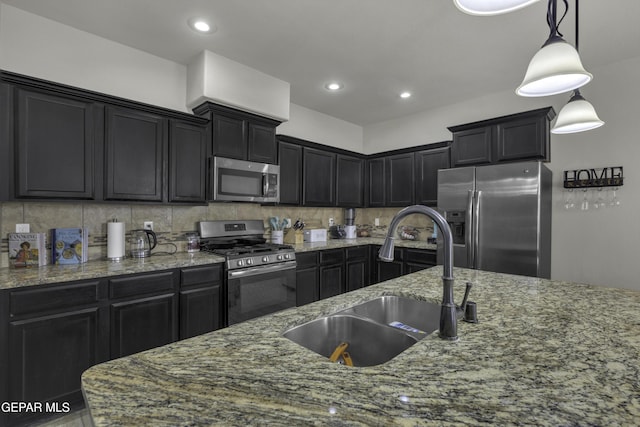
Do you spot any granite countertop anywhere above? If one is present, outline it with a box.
[81,267,640,426]
[0,237,434,290]
[0,252,226,290]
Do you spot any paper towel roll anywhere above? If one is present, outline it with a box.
[107,221,126,261]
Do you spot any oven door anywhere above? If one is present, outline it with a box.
[227,261,296,326]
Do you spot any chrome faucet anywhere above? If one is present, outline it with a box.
[378,205,464,340]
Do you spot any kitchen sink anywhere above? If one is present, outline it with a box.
[283,296,441,366]
[283,314,417,367]
[338,295,440,340]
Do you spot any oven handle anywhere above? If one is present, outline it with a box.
[228,261,297,279]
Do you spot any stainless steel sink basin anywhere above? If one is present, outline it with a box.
[338,295,440,340]
[283,314,417,367]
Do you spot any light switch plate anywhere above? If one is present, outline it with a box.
[16,223,30,233]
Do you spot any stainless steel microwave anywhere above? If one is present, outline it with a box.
[211,156,280,203]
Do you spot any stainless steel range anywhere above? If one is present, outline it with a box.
[198,220,297,325]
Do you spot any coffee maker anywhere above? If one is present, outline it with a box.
[344,208,357,239]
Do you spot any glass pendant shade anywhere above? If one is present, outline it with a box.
[453,0,541,15]
[516,36,592,97]
[551,91,604,134]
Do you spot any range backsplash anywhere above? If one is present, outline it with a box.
[0,202,435,268]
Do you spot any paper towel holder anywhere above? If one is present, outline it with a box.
[107,218,126,262]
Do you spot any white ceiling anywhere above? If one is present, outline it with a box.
[4,0,640,125]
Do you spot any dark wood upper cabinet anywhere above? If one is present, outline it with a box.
[336,154,365,207]
[193,102,280,164]
[14,88,99,200]
[278,140,303,205]
[385,153,415,207]
[415,146,451,206]
[303,147,336,206]
[450,127,493,167]
[104,106,167,202]
[169,120,208,203]
[449,107,555,167]
[248,122,278,164]
[367,157,386,207]
[1,82,12,201]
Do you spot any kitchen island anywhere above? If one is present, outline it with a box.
[81,267,640,426]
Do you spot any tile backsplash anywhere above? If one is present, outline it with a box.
[0,202,434,268]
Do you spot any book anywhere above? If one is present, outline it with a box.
[51,227,89,265]
[8,233,47,267]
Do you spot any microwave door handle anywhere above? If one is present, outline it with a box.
[262,173,269,197]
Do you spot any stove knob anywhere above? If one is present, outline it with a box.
[262,256,269,263]
[284,254,290,260]
[237,260,244,267]
[246,258,253,265]
[277,254,283,261]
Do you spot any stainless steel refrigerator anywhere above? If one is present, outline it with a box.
[437,161,552,278]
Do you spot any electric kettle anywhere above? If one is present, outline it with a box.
[129,229,157,258]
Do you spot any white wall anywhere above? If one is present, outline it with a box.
[363,56,640,291]
[0,4,363,150]
[277,103,364,153]
[0,4,188,112]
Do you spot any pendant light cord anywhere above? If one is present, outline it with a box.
[547,0,569,38]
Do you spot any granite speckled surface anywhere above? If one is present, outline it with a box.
[82,267,640,426]
[0,238,433,290]
[0,252,225,290]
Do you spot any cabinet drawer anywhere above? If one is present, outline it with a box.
[345,246,368,260]
[296,251,318,268]
[320,249,345,265]
[404,248,436,265]
[109,271,176,299]
[180,264,223,288]
[10,281,101,317]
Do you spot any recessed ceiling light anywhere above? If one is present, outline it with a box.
[400,91,412,99]
[325,82,343,91]
[188,18,217,34]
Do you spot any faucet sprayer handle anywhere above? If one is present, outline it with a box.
[458,282,473,314]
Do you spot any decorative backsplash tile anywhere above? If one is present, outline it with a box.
[0,202,436,268]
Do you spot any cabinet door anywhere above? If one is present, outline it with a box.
[496,115,548,162]
[367,158,386,207]
[211,113,245,160]
[319,264,344,299]
[415,147,451,206]
[336,154,365,207]
[303,148,336,206]
[8,308,103,415]
[296,266,319,306]
[169,120,207,203]
[346,260,368,291]
[15,88,96,199]
[110,293,177,358]
[0,82,10,201]
[451,127,493,167]
[105,106,166,201]
[248,122,277,164]
[179,284,223,339]
[278,141,303,205]
[386,153,415,206]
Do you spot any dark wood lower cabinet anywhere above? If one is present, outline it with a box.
[110,293,177,359]
[7,307,104,425]
[346,246,370,291]
[295,252,319,306]
[179,265,224,339]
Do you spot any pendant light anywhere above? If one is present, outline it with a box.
[453,0,541,16]
[516,0,592,97]
[552,0,603,133]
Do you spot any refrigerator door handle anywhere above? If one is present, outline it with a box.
[473,190,482,270]
[466,190,474,269]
